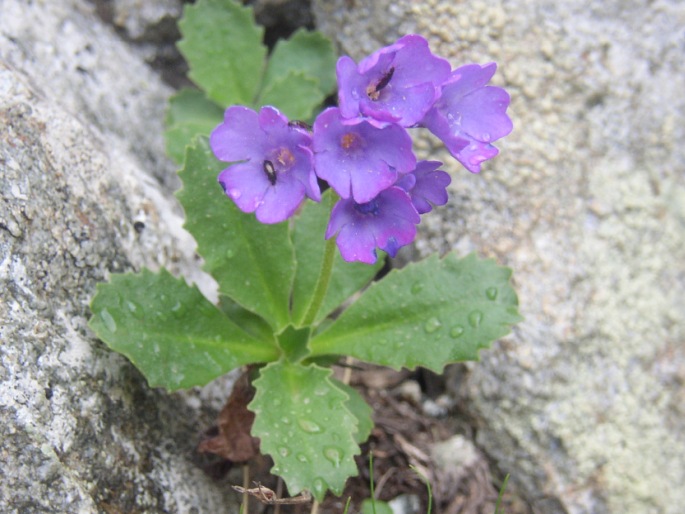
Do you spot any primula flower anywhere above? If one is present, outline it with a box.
[210,105,320,224]
[313,107,416,204]
[395,161,451,214]
[336,34,451,127]
[326,187,420,264]
[421,63,513,173]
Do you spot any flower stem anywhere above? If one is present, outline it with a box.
[301,193,338,326]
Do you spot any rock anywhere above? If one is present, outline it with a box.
[90,0,189,88]
[313,1,685,513]
[94,0,183,42]
[250,0,314,34]
[0,1,239,512]
[388,494,421,514]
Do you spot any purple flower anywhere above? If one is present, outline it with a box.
[210,106,320,224]
[421,63,513,173]
[396,161,451,214]
[325,187,420,264]
[337,34,451,127]
[313,107,416,204]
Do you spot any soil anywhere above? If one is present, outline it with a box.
[197,363,531,514]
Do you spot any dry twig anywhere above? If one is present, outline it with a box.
[232,484,313,505]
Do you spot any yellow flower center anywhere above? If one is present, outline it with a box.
[274,147,295,169]
[341,132,361,150]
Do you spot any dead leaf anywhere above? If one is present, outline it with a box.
[198,369,260,462]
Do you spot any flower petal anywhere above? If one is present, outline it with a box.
[336,56,366,120]
[314,109,416,203]
[456,86,513,143]
[326,187,419,264]
[210,106,265,162]
[218,162,270,214]
[255,175,306,224]
[421,62,511,173]
[337,34,450,127]
[402,161,451,214]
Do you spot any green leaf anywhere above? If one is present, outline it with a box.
[361,499,393,514]
[250,361,360,501]
[318,252,384,326]
[257,70,324,121]
[495,474,511,514]
[165,87,224,127]
[290,190,383,327]
[177,137,295,331]
[276,325,311,362]
[88,268,278,391]
[263,28,338,96]
[218,295,275,342]
[164,88,224,164]
[309,253,523,371]
[177,0,267,107]
[333,380,373,445]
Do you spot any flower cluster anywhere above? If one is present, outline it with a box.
[210,35,512,264]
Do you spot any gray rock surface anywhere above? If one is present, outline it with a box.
[314,1,685,513]
[96,0,183,42]
[90,0,189,88]
[1,1,238,512]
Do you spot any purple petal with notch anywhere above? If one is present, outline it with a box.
[421,63,512,173]
[337,34,451,127]
[212,106,318,223]
[396,161,451,214]
[313,108,416,203]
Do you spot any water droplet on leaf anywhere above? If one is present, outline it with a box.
[298,418,322,433]
[486,287,498,300]
[225,249,235,259]
[100,309,117,333]
[313,478,326,495]
[278,446,290,457]
[468,311,483,328]
[424,317,442,334]
[171,301,184,317]
[450,325,464,338]
[126,300,139,314]
[296,453,308,463]
[411,282,423,295]
[323,447,342,468]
